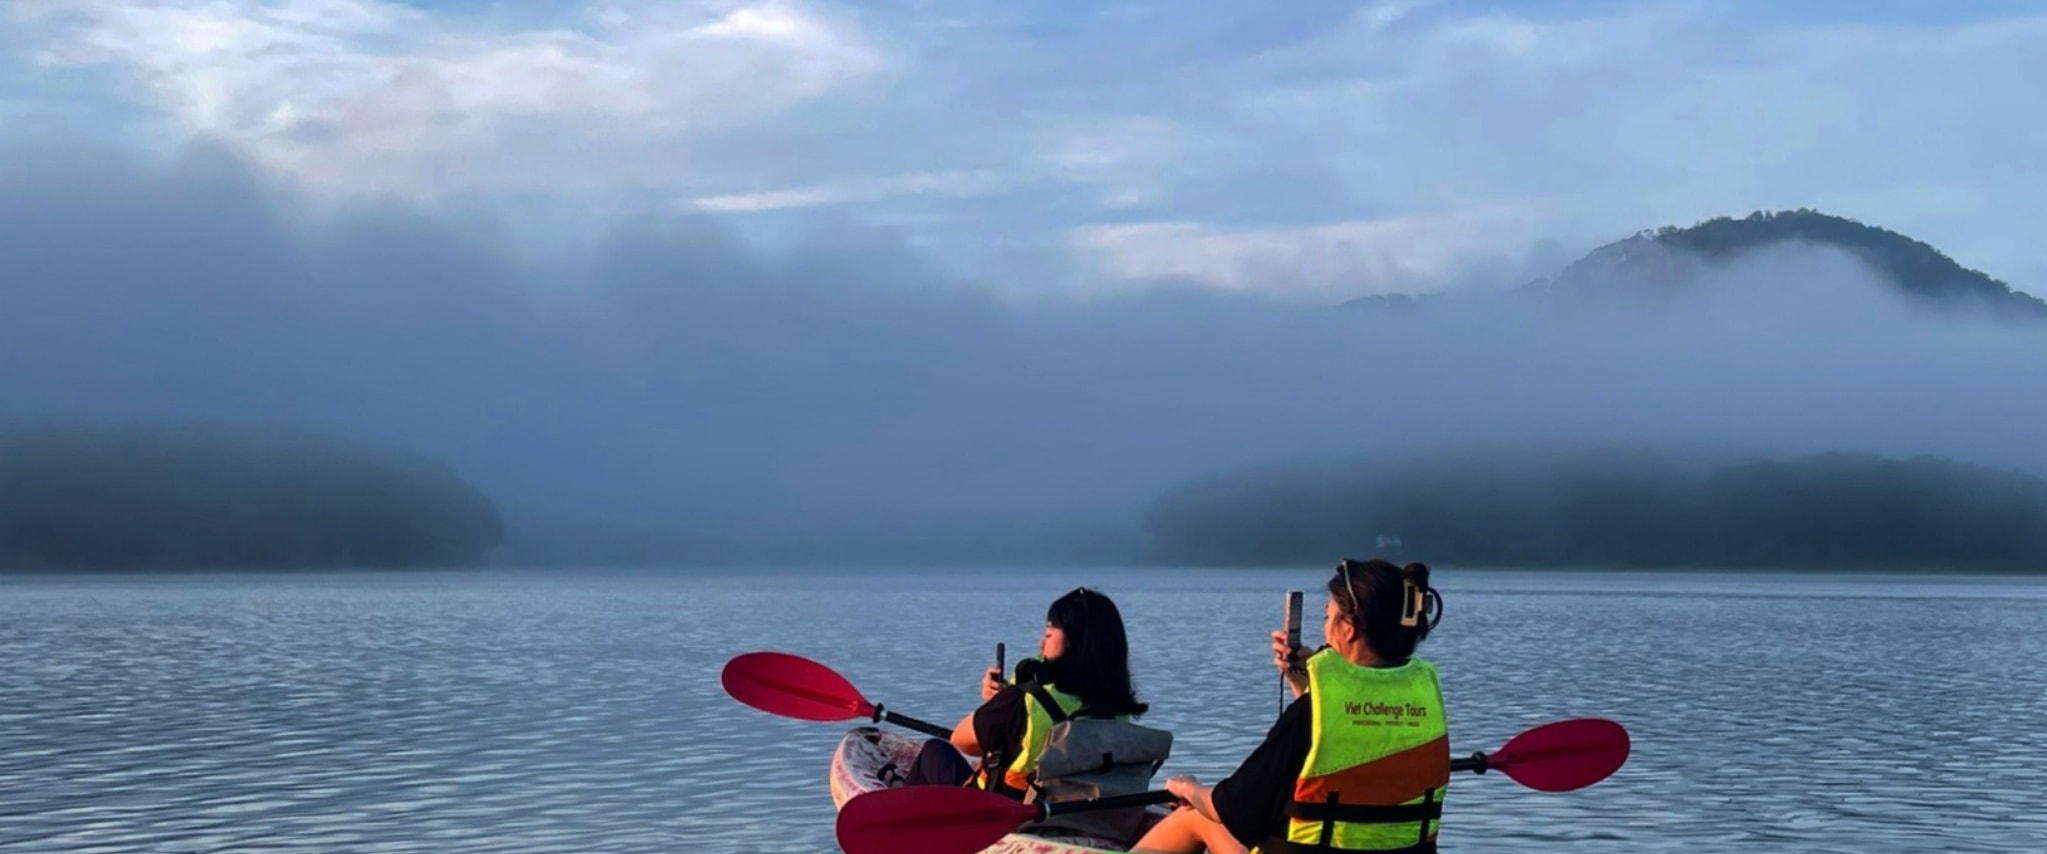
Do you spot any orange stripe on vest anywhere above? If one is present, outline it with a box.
[1293,733,1451,805]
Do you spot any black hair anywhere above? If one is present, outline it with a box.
[1327,558,1443,662]
[1039,587,1148,717]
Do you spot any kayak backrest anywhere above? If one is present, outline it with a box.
[1026,709,1174,843]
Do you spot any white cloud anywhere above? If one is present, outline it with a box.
[21,0,888,198]
[1039,115,1184,172]
[1356,0,1438,33]
[1033,114,1189,209]
[1068,205,1539,299]
[8,1,2046,300]
[689,170,1008,212]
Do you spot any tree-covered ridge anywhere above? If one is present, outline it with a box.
[1142,448,2047,570]
[1532,209,2047,317]
[0,424,504,570]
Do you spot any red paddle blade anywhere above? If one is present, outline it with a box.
[1488,717,1630,792]
[720,651,876,723]
[837,786,1040,854]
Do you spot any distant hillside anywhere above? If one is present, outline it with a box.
[1142,446,2047,571]
[0,424,505,571]
[1343,209,2047,319]
[1520,209,2047,318]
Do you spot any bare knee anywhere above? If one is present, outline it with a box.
[1129,807,1205,854]
[1194,814,1249,854]
[1130,807,1247,854]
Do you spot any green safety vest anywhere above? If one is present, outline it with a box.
[1257,650,1450,854]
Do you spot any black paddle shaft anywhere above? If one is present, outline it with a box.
[1040,789,1183,817]
[1036,753,1489,821]
[871,704,954,740]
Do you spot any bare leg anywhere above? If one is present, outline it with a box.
[1129,807,1249,854]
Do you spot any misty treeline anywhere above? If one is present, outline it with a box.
[1641,210,2046,315]
[8,143,2047,569]
[0,425,504,570]
[1143,448,2047,570]
[1527,209,2047,319]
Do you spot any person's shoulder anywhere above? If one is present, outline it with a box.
[1270,695,1315,762]
[1284,692,1313,722]
[1404,656,1446,686]
[1264,691,1313,737]
[974,684,1027,727]
[985,683,1026,707]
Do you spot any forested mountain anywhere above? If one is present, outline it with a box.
[0,425,504,571]
[1144,447,2047,570]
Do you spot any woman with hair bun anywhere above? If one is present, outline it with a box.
[1133,559,1449,854]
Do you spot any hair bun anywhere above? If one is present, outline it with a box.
[1401,561,1431,589]
[1402,562,1442,635]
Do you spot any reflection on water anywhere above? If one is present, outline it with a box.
[2,568,2044,853]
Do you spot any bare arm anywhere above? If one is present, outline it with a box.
[1165,775,1223,823]
[950,710,981,755]
[950,665,1005,755]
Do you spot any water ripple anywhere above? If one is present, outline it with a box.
[1,569,2044,853]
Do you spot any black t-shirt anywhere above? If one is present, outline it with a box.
[971,684,1029,764]
[1208,692,1314,847]
[973,657,1059,768]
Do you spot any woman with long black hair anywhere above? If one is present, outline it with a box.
[903,586,1150,795]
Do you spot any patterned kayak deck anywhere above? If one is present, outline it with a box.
[828,726,1163,854]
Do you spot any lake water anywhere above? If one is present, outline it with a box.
[2,567,2044,853]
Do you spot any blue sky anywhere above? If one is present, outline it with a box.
[4,0,2043,300]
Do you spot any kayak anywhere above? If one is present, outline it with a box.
[829,726,1168,854]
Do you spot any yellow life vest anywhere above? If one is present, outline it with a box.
[969,659,1087,797]
[1257,650,1451,854]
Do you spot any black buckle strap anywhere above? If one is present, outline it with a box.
[1258,839,1436,854]
[1283,799,1444,824]
[1021,683,1071,723]
[1415,787,1436,846]
[1267,789,1441,854]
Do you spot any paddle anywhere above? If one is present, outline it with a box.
[1451,716,1630,792]
[1457,712,1629,790]
[838,785,1180,854]
[720,651,954,740]
[835,717,1630,854]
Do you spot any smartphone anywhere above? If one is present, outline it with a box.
[1283,590,1303,668]
[995,642,1005,682]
